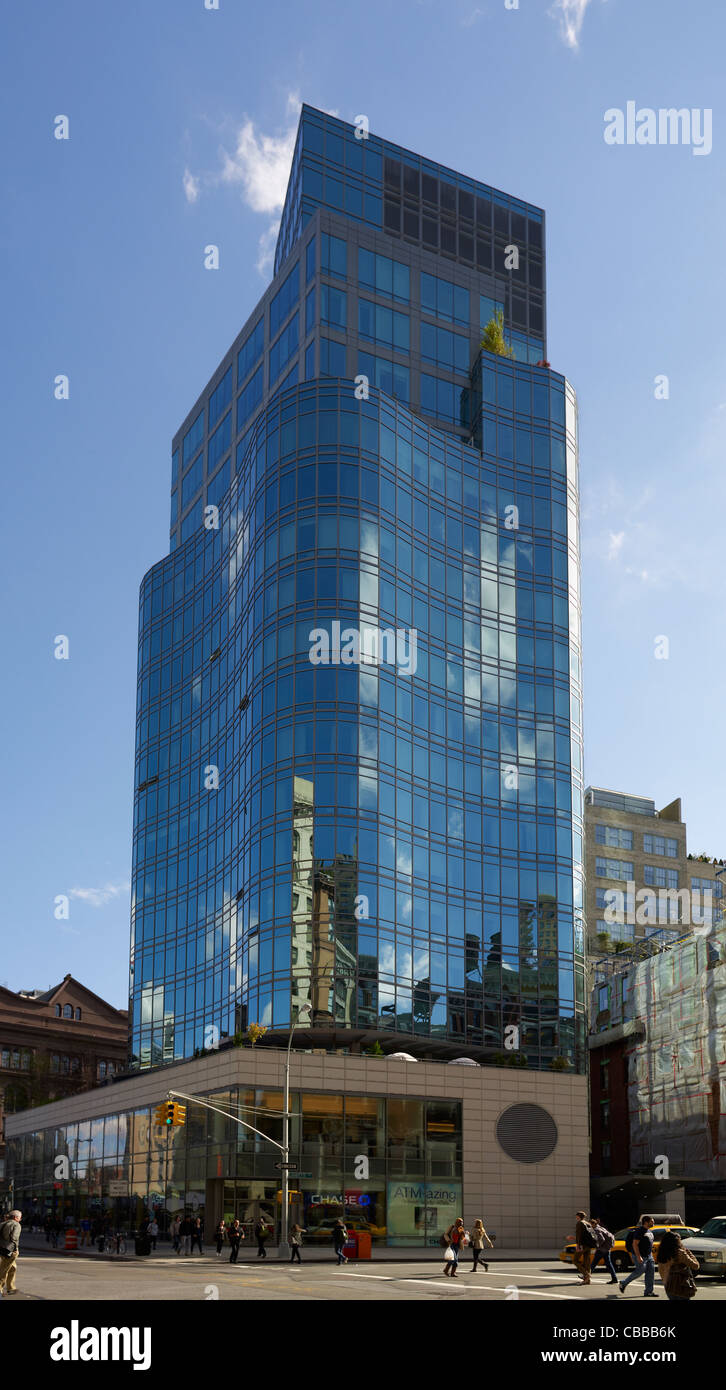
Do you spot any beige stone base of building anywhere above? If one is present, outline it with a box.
[6,1050,589,1251]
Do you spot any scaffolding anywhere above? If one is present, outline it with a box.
[595,923,726,1178]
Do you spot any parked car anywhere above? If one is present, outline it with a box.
[683,1217,726,1278]
[560,1222,699,1273]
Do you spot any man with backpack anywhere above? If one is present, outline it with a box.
[619,1216,657,1297]
[590,1217,618,1284]
[0,1210,22,1297]
[574,1210,597,1284]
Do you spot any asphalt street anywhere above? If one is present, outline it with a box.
[6,1252,726,1301]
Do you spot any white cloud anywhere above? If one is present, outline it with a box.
[219,97,301,215]
[255,220,281,277]
[69,881,130,909]
[183,168,200,204]
[607,530,625,561]
[182,95,343,275]
[549,0,594,50]
[461,6,485,25]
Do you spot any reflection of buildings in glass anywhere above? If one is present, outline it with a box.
[291,776,357,1028]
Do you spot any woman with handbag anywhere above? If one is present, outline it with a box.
[289,1223,306,1263]
[470,1219,494,1272]
[443,1217,467,1277]
[657,1232,699,1300]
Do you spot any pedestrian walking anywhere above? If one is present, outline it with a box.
[442,1217,468,1277]
[227,1219,244,1263]
[215,1220,227,1256]
[289,1224,306,1263]
[656,1231,699,1301]
[191,1217,204,1254]
[148,1219,159,1251]
[179,1215,193,1256]
[332,1218,348,1265]
[589,1217,618,1284]
[469,1219,494,1272]
[255,1216,270,1259]
[0,1210,22,1298]
[619,1216,658,1297]
[79,1216,91,1247]
[170,1216,180,1253]
[574,1211,597,1285]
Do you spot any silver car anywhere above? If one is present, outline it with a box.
[683,1217,726,1278]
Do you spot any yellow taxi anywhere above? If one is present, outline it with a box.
[560,1220,699,1274]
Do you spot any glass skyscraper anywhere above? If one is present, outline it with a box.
[131,105,585,1076]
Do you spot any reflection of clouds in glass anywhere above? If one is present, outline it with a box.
[379,943,395,976]
[397,842,412,875]
[396,948,412,980]
[414,949,429,979]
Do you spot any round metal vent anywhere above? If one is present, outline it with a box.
[496,1103,558,1163]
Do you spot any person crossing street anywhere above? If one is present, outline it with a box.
[0,1210,22,1298]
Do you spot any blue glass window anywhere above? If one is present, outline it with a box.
[207,457,230,508]
[321,284,347,328]
[237,318,264,384]
[421,273,469,325]
[305,287,315,334]
[207,411,231,472]
[208,364,232,430]
[320,337,346,376]
[180,498,202,541]
[421,374,462,425]
[306,235,316,283]
[420,323,469,374]
[358,249,410,303]
[358,351,410,403]
[321,233,347,279]
[181,452,203,510]
[236,362,264,430]
[182,411,204,467]
[358,299,409,352]
[480,293,505,326]
[270,263,300,338]
[269,312,299,384]
[305,341,316,380]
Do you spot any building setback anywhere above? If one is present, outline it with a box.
[7,107,589,1245]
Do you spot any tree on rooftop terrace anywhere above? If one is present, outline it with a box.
[480,310,514,359]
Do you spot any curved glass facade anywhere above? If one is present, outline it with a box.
[131,365,585,1072]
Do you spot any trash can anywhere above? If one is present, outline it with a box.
[356,1231,372,1260]
[135,1235,151,1256]
[343,1232,358,1260]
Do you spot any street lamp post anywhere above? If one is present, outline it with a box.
[281,1001,311,1254]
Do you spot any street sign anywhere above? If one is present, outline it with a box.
[108,1181,127,1197]
[274,1161,299,1171]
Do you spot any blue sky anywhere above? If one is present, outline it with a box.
[2,0,724,1005]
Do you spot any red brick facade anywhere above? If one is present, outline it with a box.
[0,975,127,1173]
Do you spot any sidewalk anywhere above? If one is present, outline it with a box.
[20,1232,561,1264]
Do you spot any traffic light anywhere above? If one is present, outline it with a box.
[153,1100,187,1127]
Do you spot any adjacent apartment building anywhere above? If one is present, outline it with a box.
[6,106,588,1247]
[585,787,724,958]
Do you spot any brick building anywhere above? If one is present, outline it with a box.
[0,975,127,1178]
